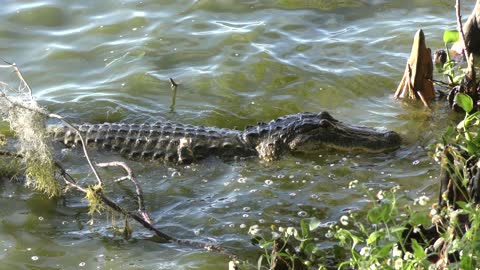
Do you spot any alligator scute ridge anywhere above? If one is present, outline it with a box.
[50,112,401,163]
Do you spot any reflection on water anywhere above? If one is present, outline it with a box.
[0,0,472,269]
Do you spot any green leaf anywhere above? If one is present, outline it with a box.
[259,239,274,249]
[442,126,457,144]
[376,242,394,258]
[443,60,455,70]
[411,239,426,260]
[408,212,430,226]
[367,229,385,245]
[453,74,466,85]
[300,219,309,239]
[467,141,478,156]
[303,242,318,254]
[443,30,460,44]
[368,201,395,224]
[390,226,407,234]
[455,93,474,114]
[470,111,480,120]
[307,217,322,232]
[456,201,468,209]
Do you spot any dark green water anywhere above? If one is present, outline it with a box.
[0,0,473,269]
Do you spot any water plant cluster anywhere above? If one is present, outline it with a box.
[246,27,480,270]
[248,98,480,269]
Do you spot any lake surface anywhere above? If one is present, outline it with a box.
[0,0,472,269]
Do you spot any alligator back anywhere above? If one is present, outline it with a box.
[51,122,255,163]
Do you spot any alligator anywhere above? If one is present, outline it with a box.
[50,112,401,163]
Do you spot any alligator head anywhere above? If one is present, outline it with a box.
[242,112,401,161]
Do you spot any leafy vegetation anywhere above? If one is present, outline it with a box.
[249,185,435,269]
[248,91,480,269]
[441,29,465,85]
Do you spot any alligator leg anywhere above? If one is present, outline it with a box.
[177,138,194,164]
[394,29,435,107]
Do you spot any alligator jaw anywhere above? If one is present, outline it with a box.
[288,129,401,154]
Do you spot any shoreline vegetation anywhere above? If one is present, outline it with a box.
[1,1,480,270]
[247,1,480,269]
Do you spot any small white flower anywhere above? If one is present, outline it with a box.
[417,195,430,206]
[376,190,384,200]
[430,208,437,216]
[431,214,442,225]
[403,251,413,260]
[340,215,349,226]
[278,226,285,233]
[248,225,260,236]
[348,180,358,189]
[414,195,430,206]
[286,227,298,237]
[392,244,402,258]
[369,262,380,270]
[413,226,421,234]
[394,258,403,270]
[360,246,371,257]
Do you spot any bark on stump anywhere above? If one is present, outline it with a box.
[394,29,435,107]
[452,0,480,54]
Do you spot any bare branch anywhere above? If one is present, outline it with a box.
[0,63,230,256]
[169,77,178,87]
[456,0,471,58]
[97,161,152,224]
[11,62,33,100]
[48,113,103,186]
[0,89,103,188]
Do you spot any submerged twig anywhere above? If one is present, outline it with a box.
[169,77,178,112]
[169,77,179,87]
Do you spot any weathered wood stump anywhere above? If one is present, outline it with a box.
[452,0,480,54]
[394,29,435,107]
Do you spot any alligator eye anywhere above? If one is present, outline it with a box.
[318,119,333,128]
[296,123,319,132]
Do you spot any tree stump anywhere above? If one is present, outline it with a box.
[462,0,480,55]
[394,29,435,107]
